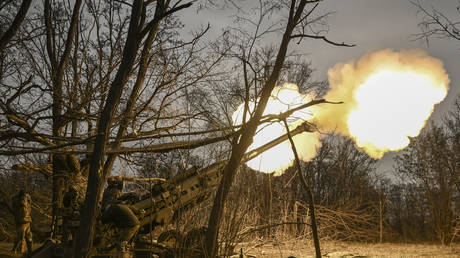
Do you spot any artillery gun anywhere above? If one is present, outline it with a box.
[31,122,314,258]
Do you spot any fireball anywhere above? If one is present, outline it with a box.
[312,49,449,158]
[232,83,321,175]
[234,49,449,175]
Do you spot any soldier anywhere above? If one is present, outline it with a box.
[101,178,124,211]
[61,186,80,244]
[100,202,141,254]
[61,175,87,246]
[100,178,144,255]
[11,190,33,254]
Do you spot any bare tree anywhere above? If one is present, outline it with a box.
[304,136,378,208]
[204,1,354,256]
[394,98,460,244]
[411,0,460,45]
[0,0,32,53]
[0,0,228,255]
[1,0,357,256]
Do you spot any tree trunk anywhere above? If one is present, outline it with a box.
[204,2,309,256]
[73,1,143,257]
[44,0,83,236]
[283,119,321,258]
[0,0,32,52]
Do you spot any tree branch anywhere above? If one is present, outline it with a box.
[140,1,194,38]
[0,0,32,52]
[291,33,356,47]
[0,135,95,155]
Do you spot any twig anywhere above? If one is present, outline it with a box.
[291,34,356,47]
[237,221,312,238]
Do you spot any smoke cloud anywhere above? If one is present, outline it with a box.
[311,49,449,158]
[236,49,450,175]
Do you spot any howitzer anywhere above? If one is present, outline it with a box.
[32,121,314,257]
[131,121,314,233]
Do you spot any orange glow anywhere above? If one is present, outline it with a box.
[312,49,449,158]
[234,49,450,175]
[347,70,447,157]
[232,83,321,175]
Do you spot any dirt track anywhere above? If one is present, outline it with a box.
[237,240,460,257]
[1,240,459,257]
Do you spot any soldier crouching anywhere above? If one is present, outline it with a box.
[101,202,141,253]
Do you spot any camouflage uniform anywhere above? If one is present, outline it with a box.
[100,179,141,253]
[101,203,140,252]
[101,179,124,211]
[61,176,87,244]
[61,186,81,243]
[11,190,33,254]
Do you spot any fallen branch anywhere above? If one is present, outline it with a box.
[237,221,312,238]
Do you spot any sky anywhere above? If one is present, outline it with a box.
[306,0,460,174]
[183,0,460,176]
[307,0,459,111]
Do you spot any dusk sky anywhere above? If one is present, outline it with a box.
[184,0,459,176]
[309,0,459,174]
[310,0,459,110]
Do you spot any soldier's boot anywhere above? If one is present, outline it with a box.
[27,239,33,255]
[11,241,18,253]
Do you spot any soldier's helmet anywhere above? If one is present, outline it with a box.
[117,192,140,204]
[107,178,124,190]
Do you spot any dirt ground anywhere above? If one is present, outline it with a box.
[0,242,21,257]
[1,240,459,257]
[236,239,460,257]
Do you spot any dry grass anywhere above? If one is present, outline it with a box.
[237,240,460,257]
[1,240,459,257]
[0,242,22,257]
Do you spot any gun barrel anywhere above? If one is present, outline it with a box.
[243,121,314,162]
[134,121,314,229]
